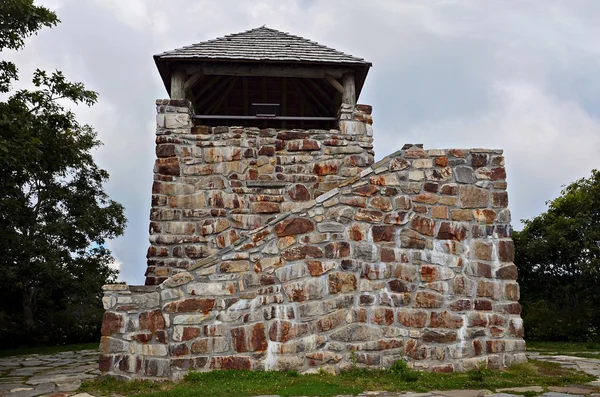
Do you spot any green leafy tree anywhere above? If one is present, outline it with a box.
[0,0,126,347]
[514,169,600,341]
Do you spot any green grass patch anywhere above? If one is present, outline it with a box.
[526,341,600,353]
[80,359,597,397]
[0,342,99,358]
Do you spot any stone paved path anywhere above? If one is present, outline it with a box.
[0,350,599,396]
[0,350,99,396]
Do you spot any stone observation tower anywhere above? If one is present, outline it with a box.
[100,27,526,379]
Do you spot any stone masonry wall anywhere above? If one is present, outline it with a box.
[101,143,526,379]
[147,100,374,284]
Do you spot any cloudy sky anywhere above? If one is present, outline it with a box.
[5,0,600,284]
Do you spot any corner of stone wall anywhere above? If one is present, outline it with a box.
[100,284,169,378]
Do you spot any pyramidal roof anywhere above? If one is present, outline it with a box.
[155,26,371,66]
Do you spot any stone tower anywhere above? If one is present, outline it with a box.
[100,27,526,379]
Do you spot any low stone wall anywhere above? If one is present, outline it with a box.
[100,146,526,379]
[147,100,374,284]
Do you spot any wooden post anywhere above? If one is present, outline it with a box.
[171,69,186,99]
[342,72,355,105]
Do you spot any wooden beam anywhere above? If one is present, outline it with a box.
[196,77,235,111]
[184,72,203,91]
[324,74,344,94]
[195,76,220,99]
[296,79,329,116]
[342,72,356,105]
[242,77,249,116]
[171,69,186,99]
[206,77,238,114]
[292,80,321,117]
[186,63,352,79]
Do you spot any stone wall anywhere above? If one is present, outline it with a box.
[147,100,374,284]
[100,143,526,379]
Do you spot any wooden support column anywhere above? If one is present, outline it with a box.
[171,69,186,99]
[342,72,356,105]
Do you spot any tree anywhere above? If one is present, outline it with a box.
[0,0,127,347]
[514,169,600,341]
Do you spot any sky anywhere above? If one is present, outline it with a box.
[4,0,600,285]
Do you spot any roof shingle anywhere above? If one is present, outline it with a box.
[155,26,371,66]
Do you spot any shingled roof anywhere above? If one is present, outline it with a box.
[155,26,371,66]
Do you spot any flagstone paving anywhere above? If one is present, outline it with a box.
[0,350,599,396]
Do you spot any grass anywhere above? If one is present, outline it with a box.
[526,341,600,359]
[0,342,99,358]
[80,359,597,397]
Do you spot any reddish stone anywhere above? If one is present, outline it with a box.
[404,339,428,360]
[231,323,268,353]
[163,298,215,313]
[449,149,468,158]
[389,158,411,171]
[370,196,392,211]
[398,310,428,328]
[325,241,350,258]
[400,229,426,249]
[413,192,439,205]
[314,162,338,176]
[486,340,505,353]
[282,246,323,260]
[371,225,395,242]
[258,145,275,156]
[370,308,394,326]
[474,299,493,311]
[430,311,464,329]
[341,196,367,207]
[353,185,379,196]
[491,167,506,180]
[471,241,493,260]
[435,157,449,167]
[288,184,311,201]
[505,283,519,301]
[492,191,508,208]
[276,131,309,140]
[405,148,427,159]
[380,248,395,262]
[496,264,518,280]
[388,279,410,293]
[268,321,309,343]
[473,340,484,356]
[499,302,522,315]
[182,327,201,341]
[509,319,525,338]
[156,144,176,158]
[471,153,489,167]
[252,202,280,214]
[449,299,472,311]
[209,356,251,370]
[473,209,497,224]
[459,185,489,208]
[101,312,124,336]
[99,354,111,372]
[170,343,189,357]
[155,158,180,175]
[287,139,320,151]
[348,224,365,241]
[354,209,383,223]
[436,222,467,240]
[498,240,515,262]
[274,218,314,237]
[415,291,443,308]
[410,216,435,236]
[139,310,166,332]
[468,262,492,278]
[420,265,440,283]
[433,364,455,373]
[422,329,457,343]
[440,184,458,195]
[328,272,357,294]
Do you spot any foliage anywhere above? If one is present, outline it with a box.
[514,169,600,342]
[80,360,596,397]
[0,0,126,348]
[390,359,419,382]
